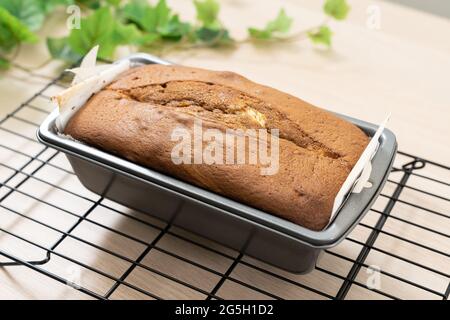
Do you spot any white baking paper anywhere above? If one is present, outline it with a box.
[53,46,131,132]
[329,114,390,223]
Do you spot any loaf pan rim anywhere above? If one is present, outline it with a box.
[36,53,397,248]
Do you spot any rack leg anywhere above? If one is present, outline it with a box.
[0,250,51,267]
[335,158,425,299]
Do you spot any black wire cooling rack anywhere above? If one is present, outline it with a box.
[0,72,448,300]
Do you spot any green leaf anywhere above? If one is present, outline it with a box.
[0,56,10,70]
[247,9,292,40]
[38,0,74,14]
[154,1,193,40]
[247,28,271,40]
[112,22,143,45]
[0,6,37,52]
[155,0,171,29]
[47,37,81,62]
[308,25,332,47]
[68,7,117,58]
[158,15,191,40]
[266,9,292,33]
[123,0,177,35]
[106,0,122,6]
[0,0,45,31]
[122,0,158,32]
[134,33,159,46]
[76,0,101,9]
[195,27,231,45]
[76,0,123,9]
[194,0,220,29]
[324,0,350,20]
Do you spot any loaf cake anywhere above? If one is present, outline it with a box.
[65,64,369,230]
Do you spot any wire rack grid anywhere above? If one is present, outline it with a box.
[0,71,448,300]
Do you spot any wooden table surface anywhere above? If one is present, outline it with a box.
[0,0,448,300]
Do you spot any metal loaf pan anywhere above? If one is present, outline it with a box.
[37,53,397,273]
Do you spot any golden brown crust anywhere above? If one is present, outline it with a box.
[65,65,369,230]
